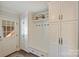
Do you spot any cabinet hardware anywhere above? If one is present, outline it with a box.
[59,14,61,20]
[61,14,63,20]
[61,38,63,45]
[0,36,1,38]
[59,38,61,44]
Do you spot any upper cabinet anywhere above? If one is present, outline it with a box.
[48,2,61,22]
[60,1,78,21]
[49,1,78,22]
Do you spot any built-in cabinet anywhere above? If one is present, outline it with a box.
[48,1,79,57]
[49,1,78,22]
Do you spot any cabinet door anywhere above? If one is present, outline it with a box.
[61,21,78,57]
[48,22,60,57]
[48,2,61,22]
[60,1,78,21]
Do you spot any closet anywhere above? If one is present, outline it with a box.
[48,1,79,57]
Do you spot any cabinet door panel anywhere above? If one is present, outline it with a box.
[49,2,60,22]
[61,1,78,21]
[61,21,78,57]
[48,22,60,57]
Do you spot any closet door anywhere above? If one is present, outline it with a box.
[49,2,61,22]
[61,21,78,57]
[48,22,60,57]
[60,1,78,21]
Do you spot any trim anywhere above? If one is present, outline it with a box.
[28,47,48,57]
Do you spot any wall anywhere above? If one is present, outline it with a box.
[28,11,49,56]
[20,11,29,52]
[20,10,49,56]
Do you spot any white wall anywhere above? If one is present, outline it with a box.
[20,11,29,52]
[28,11,49,56]
[20,10,49,56]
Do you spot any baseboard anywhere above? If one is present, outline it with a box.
[23,48,30,53]
[4,49,16,57]
[28,47,48,57]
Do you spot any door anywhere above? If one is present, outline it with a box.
[60,21,78,57]
[48,22,60,57]
[0,19,3,56]
[0,19,18,57]
[60,1,78,21]
[48,1,61,22]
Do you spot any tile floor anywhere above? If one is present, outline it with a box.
[6,50,38,57]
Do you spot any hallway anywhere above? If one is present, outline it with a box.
[0,1,79,57]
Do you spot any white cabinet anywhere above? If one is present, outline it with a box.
[60,2,78,21]
[60,21,78,56]
[49,2,61,22]
[49,1,78,22]
[48,1,78,57]
[48,22,60,57]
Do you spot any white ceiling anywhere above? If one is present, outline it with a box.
[0,1,48,15]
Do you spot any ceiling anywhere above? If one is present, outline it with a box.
[0,1,48,15]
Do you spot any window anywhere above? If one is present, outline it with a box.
[2,20,15,37]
